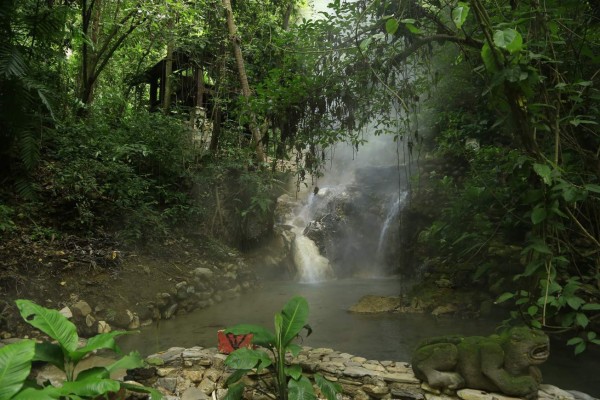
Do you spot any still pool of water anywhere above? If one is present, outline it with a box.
[120,278,600,397]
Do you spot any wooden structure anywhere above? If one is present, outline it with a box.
[137,50,211,112]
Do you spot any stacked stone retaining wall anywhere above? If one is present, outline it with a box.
[129,346,593,400]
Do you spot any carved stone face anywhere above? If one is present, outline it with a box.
[506,326,550,366]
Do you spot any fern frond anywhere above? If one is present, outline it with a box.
[14,177,37,201]
[0,45,27,78]
[18,129,40,171]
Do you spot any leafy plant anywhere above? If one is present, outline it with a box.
[0,299,161,399]
[223,296,340,400]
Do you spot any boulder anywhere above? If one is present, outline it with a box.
[349,295,401,313]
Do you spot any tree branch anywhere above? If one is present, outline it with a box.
[391,34,482,65]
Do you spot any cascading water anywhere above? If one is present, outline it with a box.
[376,191,408,257]
[288,190,335,283]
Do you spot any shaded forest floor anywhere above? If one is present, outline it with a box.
[0,224,246,340]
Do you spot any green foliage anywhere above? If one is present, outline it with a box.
[223,296,340,400]
[0,204,16,235]
[0,299,162,399]
[39,112,204,242]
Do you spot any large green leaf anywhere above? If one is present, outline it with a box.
[222,382,245,400]
[225,348,272,371]
[281,296,309,346]
[226,324,275,347]
[288,375,316,400]
[69,330,132,363]
[75,366,109,381]
[33,342,64,370]
[493,28,523,54]
[121,382,163,400]
[12,386,61,399]
[16,300,78,353]
[385,18,399,35]
[314,373,341,400]
[59,378,120,397]
[531,206,547,224]
[452,2,470,29]
[285,364,303,380]
[0,340,35,399]
[105,351,144,374]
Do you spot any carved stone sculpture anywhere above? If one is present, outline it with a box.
[411,327,550,398]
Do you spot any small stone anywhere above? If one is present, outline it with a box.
[181,386,210,400]
[382,372,419,384]
[59,306,72,319]
[425,394,455,400]
[431,304,458,316]
[458,389,520,400]
[176,281,188,290]
[193,268,214,278]
[85,314,96,327]
[343,366,373,378]
[156,377,177,393]
[363,363,386,372]
[97,320,111,334]
[157,367,175,377]
[72,300,92,317]
[364,384,390,397]
[183,370,204,383]
[163,303,178,319]
[390,386,425,400]
[351,356,368,363]
[198,377,216,394]
[128,314,140,330]
[204,368,221,382]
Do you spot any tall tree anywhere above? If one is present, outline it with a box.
[222,0,265,163]
[80,0,146,106]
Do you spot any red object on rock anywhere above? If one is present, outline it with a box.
[217,330,254,354]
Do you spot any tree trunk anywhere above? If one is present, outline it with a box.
[162,36,174,112]
[222,0,266,163]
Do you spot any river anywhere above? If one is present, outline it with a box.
[121,277,600,397]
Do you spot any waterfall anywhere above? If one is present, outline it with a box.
[377,191,408,257]
[293,236,334,283]
[288,189,335,283]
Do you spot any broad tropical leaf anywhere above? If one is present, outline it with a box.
[225,348,272,371]
[104,351,144,374]
[69,331,133,363]
[385,18,399,35]
[285,364,303,380]
[121,382,163,400]
[16,300,78,353]
[288,375,316,400]
[226,324,275,347]
[493,28,523,54]
[59,378,120,397]
[315,373,341,400]
[12,386,61,399]
[222,382,245,400]
[452,2,470,30]
[281,296,309,346]
[33,342,64,370]
[225,369,250,386]
[75,366,109,381]
[0,340,35,399]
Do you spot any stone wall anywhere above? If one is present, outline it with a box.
[129,346,592,400]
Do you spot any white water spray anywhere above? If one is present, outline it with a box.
[377,191,408,256]
[288,190,335,283]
